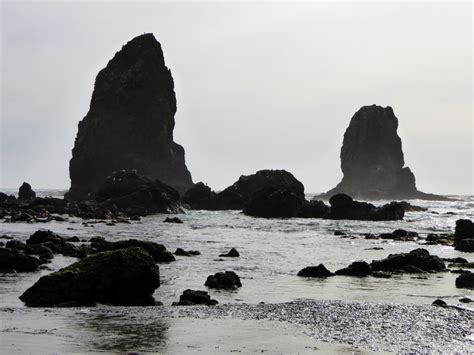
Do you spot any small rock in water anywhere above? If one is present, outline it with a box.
[459,296,472,303]
[205,271,242,289]
[164,217,183,224]
[431,299,447,307]
[175,248,200,257]
[334,231,346,236]
[219,248,240,257]
[172,289,218,306]
[297,264,334,278]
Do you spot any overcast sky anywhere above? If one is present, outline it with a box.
[1,1,472,195]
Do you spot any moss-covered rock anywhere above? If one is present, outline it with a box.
[19,247,160,306]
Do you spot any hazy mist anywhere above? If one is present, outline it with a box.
[1,1,472,195]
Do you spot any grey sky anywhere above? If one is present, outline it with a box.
[1,1,472,195]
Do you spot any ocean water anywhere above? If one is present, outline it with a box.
[0,190,473,309]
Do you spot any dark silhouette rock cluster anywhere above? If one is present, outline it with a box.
[18,182,36,201]
[205,271,242,289]
[68,33,192,200]
[324,105,447,200]
[172,289,218,306]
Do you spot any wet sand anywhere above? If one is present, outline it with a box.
[1,300,472,353]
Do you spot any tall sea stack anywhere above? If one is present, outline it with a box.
[325,105,446,200]
[67,33,193,200]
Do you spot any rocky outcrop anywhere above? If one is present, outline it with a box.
[0,248,41,272]
[19,247,160,306]
[183,170,305,211]
[454,219,474,243]
[455,272,474,289]
[371,248,445,273]
[325,194,405,221]
[324,105,447,200]
[68,33,192,200]
[18,182,36,201]
[95,170,181,216]
[335,261,372,277]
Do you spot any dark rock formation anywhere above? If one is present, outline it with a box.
[324,105,448,200]
[164,217,183,223]
[371,248,445,273]
[297,264,334,278]
[454,219,474,244]
[455,272,474,289]
[26,230,79,257]
[325,194,404,221]
[335,261,372,277]
[219,248,240,258]
[172,289,218,306]
[19,247,160,306]
[455,239,474,253]
[18,182,36,201]
[0,248,41,272]
[182,182,217,210]
[205,271,242,289]
[95,170,181,216]
[175,248,200,256]
[243,187,305,218]
[431,299,447,307]
[68,33,192,200]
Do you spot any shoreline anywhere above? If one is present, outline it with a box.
[1,300,472,353]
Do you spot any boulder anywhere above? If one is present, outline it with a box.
[205,271,242,289]
[455,272,474,289]
[243,187,304,218]
[371,248,445,273]
[0,248,41,272]
[455,239,474,253]
[94,170,181,215]
[297,264,334,278]
[26,230,79,257]
[431,299,447,307]
[67,33,193,200]
[18,182,36,201]
[19,247,160,306]
[335,261,372,277]
[325,194,404,221]
[172,289,218,306]
[323,105,448,200]
[219,248,240,258]
[216,169,305,210]
[182,182,218,210]
[454,219,474,244]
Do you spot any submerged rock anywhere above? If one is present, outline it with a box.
[18,182,36,201]
[175,248,200,256]
[172,289,218,306]
[297,264,334,278]
[68,33,193,200]
[19,247,160,306]
[164,217,183,223]
[323,105,448,201]
[371,248,445,273]
[219,248,240,258]
[205,271,242,289]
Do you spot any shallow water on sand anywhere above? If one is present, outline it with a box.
[1,192,473,308]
